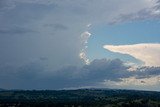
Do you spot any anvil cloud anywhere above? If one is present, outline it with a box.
[103,43,160,67]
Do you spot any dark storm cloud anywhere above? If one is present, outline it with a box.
[0,0,83,69]
[82,59,130,82]
[134,66,160,79]
[0,0,160,90]
[0,59,159,90]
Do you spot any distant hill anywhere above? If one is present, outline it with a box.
[0,89,160,107]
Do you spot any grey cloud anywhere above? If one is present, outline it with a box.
[111,9,158,24]
[0,0,56,11]
[0,1,83,69]
[43,23,68,31]
[134,66,160,79]
[0,58,159,90]
[0,27,36,35]
[0,0,15,11]
[39,57,48,61]
[154,0,160,9]
[82,59,130,82]
[0,0,160,90]
[111,1,160,24]
[13,0,56,5]
[0,0,155,24]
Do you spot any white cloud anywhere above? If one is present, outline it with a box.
[80,31,91,44]
[118,76,160,86]
[103,75,160,91]
[79,31,91,65]
[103,43,160,67]
[79,51,90,65]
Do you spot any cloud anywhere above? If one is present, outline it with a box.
[0,59,128,89]
[103,75,160,91]
[0,58,160,91]
[80,31,91,44]
[0,0,55,10]
[1,0,158,23]
[111,0,160,24]
[0,0,16,11]
[0,0,159,68]
[13,0,56,5]
[0,0,160,91]
[79,31,91,65]
[0,27,36,35]
[43,23,68,31]
[104,43,160,67]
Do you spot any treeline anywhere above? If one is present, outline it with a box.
[0,89,160,107]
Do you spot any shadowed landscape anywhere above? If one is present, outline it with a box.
[0,89,160,107]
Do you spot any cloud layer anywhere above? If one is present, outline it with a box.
[104,43,160,67]
[0,0,160,68]
[0,58,160,91]
[0,0,160,91]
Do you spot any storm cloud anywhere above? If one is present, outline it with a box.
[0,0,160,68]
[0,58,159,90]
[0,0,160,91]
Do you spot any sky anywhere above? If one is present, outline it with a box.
[0,0,160,91]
